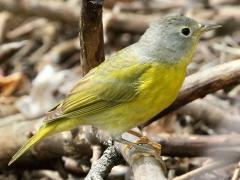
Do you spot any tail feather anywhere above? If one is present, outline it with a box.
[8,125,54,166]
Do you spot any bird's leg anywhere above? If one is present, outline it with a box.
[126,130,162,155]
[127,129,143,138]
[115,137,153,153]
[115,130,166,173]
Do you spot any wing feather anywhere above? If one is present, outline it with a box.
[44,53,151,123]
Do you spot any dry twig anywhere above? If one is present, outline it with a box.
[173,160,233,180]
[178,98,240,132]
[79,0,105,75]
[85,144,122,180]
[231,163,240,180]
[152,133,240,157]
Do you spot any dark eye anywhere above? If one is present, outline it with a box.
[181,27,191,36]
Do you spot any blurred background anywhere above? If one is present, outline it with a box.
[0,0,240,179]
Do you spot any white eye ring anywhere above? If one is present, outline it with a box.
[180,27,191,37]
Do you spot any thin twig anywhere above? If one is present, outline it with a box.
[173,160,233,180]
[152,133,240,157]
[178,99,240,132]
[231,163,240,180]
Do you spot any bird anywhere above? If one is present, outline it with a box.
[9,15,220,165]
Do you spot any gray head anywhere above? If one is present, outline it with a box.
[134,15,220,64]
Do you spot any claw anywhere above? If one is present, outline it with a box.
[117,131,167,174]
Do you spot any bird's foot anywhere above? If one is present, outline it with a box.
[116,130,166,173]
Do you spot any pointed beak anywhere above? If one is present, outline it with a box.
[200,24,222,32]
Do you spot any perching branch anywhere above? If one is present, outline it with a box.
[116,130,167,180]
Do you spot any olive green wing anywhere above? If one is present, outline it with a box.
[44,63,151,123]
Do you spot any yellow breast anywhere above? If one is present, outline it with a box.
[136,62,187,119]
[98,62,188,136]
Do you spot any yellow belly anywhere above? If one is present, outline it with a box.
[89,62,187,136]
